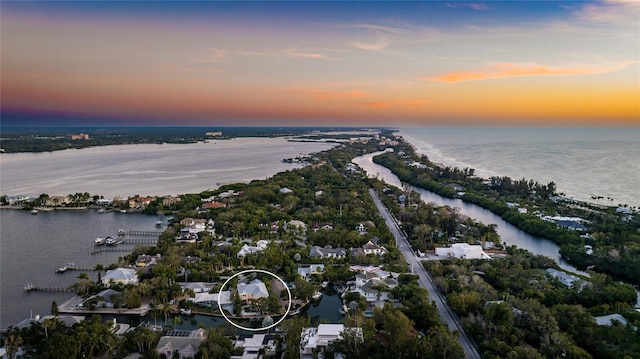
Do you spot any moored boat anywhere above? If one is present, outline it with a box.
[106,236,123,246]
[30,209,39,215]
[95,237,106,245]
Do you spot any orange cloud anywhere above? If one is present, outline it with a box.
[426,61,635,83]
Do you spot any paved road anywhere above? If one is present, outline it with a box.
[369,189,481,359]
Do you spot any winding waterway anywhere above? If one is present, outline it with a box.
[352,151,584,274]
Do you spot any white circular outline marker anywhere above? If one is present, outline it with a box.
[218,269,292,331]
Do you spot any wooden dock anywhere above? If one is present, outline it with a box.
[56,264,96,273]
[90,248,133,255]
[122,230,162,237]
[122,238,158,245]
[24,284,71,293]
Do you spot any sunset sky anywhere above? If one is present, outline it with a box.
[1,1,638,127]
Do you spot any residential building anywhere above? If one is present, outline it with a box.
[231,334,277,359]
[163,196,182,207]
[135,254,160,267]
[352,240,387,256]
[309,246,347,259]
[156,328,206,359]
[101,268,138,287]
[237,240,269,258]
[298,264,325,281]
[188,290,233,313]
[237,279,269,302]
[285,220,307,236]
[546,268,583,288]
[435,243,491,259]
[203,201,227,209]
[46,195,71,206]
[128,196,154,209]
[300,324,363,359]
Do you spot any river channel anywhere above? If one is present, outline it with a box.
[353,151,584,274]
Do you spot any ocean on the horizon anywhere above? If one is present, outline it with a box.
[398,127,640,208]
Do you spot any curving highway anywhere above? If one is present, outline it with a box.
[369,189,481,359]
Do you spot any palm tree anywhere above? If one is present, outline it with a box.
[3,334,23,359]
[51,300,59,317]
[95,264,105,282]
[43,317,55,340]
[150,304,160,328]
[162,302,172,326]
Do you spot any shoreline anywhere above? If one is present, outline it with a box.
[0,205,89,211]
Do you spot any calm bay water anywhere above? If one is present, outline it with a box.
[0,137,335,199]
[0,209,160,329]
[398,128,640,208]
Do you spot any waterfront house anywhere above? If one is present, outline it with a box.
[300,324,363,359]
[13,314,85,330]
[5,195,34,206]
[237,279,269,302]
[348,267,398,304]
[101,268,138,287]
[188,290,233,312]
[156,328,206,359]
[96,198,113,206]
[128,196,154,209]
[181,282,211,294]
[309,246,347,259]
[46,195,71,207]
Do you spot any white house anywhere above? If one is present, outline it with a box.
[156,329,206,359]
[101,268,138,286]
[300,324,363,359]
[435,243,491,259]
[237,279,269,301]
